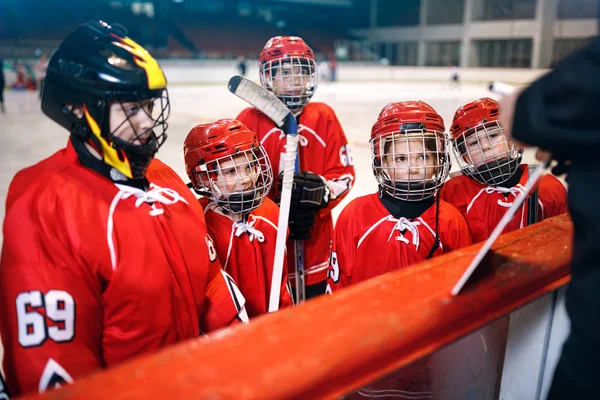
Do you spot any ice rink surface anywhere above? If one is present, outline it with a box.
[0,80,543,246]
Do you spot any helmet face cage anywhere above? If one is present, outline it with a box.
[371,129,451,202]
[259,57,318,112]
[453,121,523,186]
[109,89,170,153]
[194,146,273,215]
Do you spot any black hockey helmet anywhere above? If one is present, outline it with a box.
[41,20,170,179]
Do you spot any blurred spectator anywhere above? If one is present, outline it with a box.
[12,62,37,91]
[328,52,337,82]
[237,56,247,77]
[12,61,26,90]
[449,64,460,89]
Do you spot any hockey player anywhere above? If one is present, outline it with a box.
[184,119,293,317]
[326,101,472,292]
[0,21,248,397]
[440,97,567,243]
[237,36,355,299]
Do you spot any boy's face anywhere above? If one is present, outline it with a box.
[270,62,310,97]
[382,136,439,182]
[461,124,516,167]
[109,99,155,144]
[213,153,260,196]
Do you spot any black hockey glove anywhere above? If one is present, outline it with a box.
[279,171,330,240]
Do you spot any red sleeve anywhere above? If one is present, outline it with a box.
[439,177,469,215]
[236,107,260,133]
[0,188,104,396]
[319,105,356,213]
[326,206,355,293]
[440,202,473,253]
[539,174,568,218]
[199,235,249,332]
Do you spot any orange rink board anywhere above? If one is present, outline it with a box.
[21,214,573,400]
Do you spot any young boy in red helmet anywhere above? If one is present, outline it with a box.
[237,36,355,299]
[441,97,567,243]
[326,101,471,291]
[184,119,293,317]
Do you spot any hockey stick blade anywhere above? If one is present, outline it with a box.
[228,76,289,128]
[451,161,550,295]
[489,81,515,96]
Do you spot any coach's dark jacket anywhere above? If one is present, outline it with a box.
[512,36,600,399]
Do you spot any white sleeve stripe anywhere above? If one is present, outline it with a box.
[537,198,545,221]
[288,261,330,280]
[306,262,331,274]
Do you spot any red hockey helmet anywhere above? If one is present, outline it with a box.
[449,97,499,140]
[371,101,446,140]
[184,119,273,214]
[370,101,450,201]
[450,98,523,186]
[259,36,318,112]
[259,36,315,64]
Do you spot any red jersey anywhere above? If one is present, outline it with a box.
[326,193,472,291]
[0,141,247,396]
[237,102,356,286]
[440,165,568,243]
[203,197,294,317]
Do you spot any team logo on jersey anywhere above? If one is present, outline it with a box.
[39,358,74,393]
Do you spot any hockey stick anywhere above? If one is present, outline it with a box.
[451,82,548,295]
[228,76,305,311]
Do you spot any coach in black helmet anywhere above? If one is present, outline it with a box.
[499,37,600,399]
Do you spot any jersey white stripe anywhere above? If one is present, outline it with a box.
[298,124,327,147]
[251,215,278,232]
[416,217,443,251]
[357,215,394,250]
[260,127,282,145]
